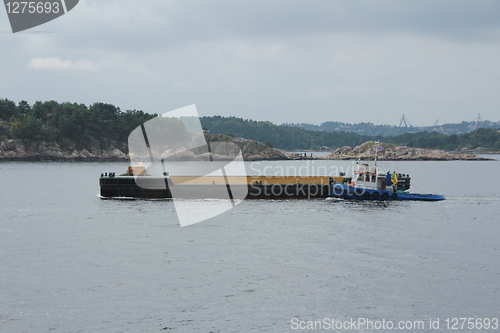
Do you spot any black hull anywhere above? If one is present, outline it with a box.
[99,177,330,199]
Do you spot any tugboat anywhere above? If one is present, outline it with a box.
[331,143,445,201]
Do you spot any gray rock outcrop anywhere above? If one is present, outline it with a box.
[326,141,491,161]
[0,139,128,161]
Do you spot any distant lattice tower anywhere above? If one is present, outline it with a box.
[399,114,413,127]
[433,119,440,132]
[470,113,483,131]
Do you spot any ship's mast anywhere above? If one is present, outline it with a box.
[374,141,379,167]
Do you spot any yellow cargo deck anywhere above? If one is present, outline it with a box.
[169,176,345,185]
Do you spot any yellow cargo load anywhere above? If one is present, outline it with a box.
[169,175,345,185]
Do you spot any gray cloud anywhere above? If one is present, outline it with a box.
[1,0,500,125]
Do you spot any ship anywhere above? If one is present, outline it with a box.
[100,107,444,202]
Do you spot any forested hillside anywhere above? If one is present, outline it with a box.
[200,116,373,150]
[1,99,499,153]
[201,116,500,151]
[287,119,500,136]
[0,99,156,151]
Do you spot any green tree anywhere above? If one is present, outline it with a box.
[31,100,59,122]
[17,100,31,116]
[0,99,19,120]
[10,115,44,140]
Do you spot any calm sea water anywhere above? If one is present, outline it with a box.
[1,157,499,333]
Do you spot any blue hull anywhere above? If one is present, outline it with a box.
[332,183,445,201]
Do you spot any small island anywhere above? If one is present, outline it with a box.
[324,141,492,161]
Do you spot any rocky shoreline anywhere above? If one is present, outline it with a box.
[324,141,494,161]
[0,137,494,162]
[0,135,289,162]
[0,139,128,161]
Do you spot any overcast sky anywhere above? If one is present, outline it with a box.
[1,0,499,126]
